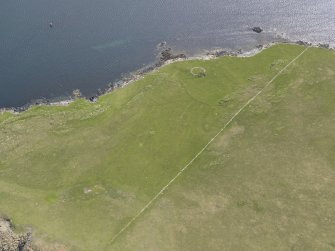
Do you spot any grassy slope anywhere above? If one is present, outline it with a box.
[0,44,334,250]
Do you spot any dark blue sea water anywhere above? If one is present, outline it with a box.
[1,0,334,107]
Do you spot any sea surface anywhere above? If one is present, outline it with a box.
[1,0,334,108]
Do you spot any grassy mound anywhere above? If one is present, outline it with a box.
[0,44,334,250]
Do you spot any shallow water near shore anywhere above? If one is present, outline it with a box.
[1,0,334,108]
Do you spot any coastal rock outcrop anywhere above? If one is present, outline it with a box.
[0,217,31,251]
[252,27,263,33]
[296,40,312,46]
[318,43,330,49]
[160,48,186,62]
[206,48,243,58]
[89,96,98,103]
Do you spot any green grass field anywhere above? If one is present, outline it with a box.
[0,44,334,250]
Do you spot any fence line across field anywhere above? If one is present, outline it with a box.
[109,46,309,246]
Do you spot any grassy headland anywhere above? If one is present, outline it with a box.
[0,44,334,250]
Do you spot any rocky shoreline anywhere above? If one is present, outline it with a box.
[0,40,333,115]
[0,39,334,250]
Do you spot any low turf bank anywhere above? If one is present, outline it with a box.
[0,44,334,250]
